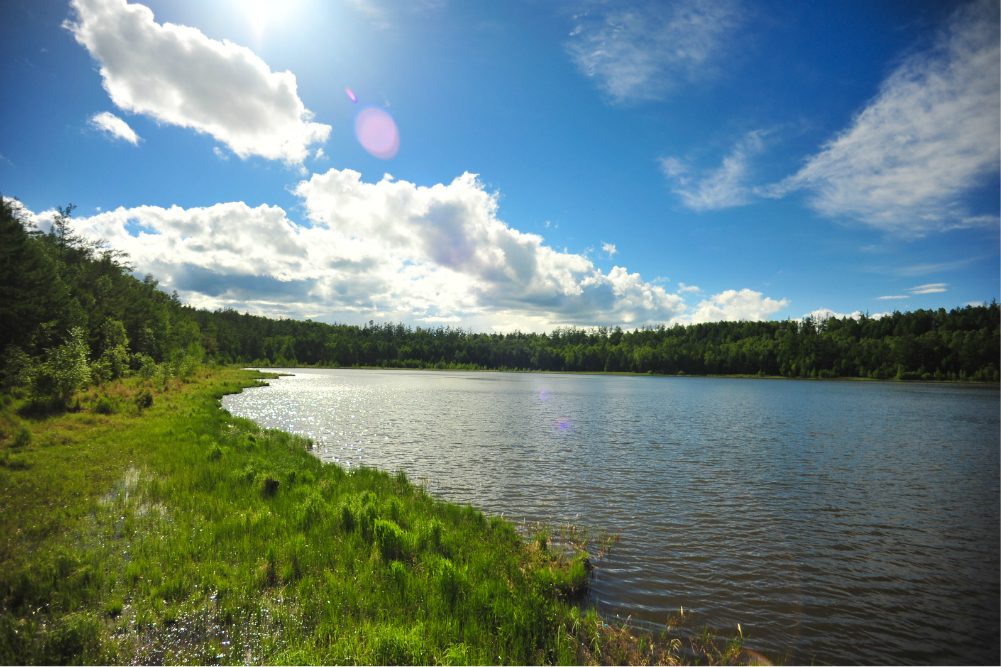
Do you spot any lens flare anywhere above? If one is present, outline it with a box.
[354,107,399,159]
[539,390,549,402]
[345,87,357,103]
[555,416,574,434]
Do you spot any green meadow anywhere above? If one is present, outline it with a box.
[0,367,752,665]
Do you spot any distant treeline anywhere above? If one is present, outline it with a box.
[2,197,999,394]
[191,304,999,382]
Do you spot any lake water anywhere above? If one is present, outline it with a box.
[222,369,1000,664]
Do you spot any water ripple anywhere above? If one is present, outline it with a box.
[224,370,1000,665]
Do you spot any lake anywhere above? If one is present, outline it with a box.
[222,369,1000,664]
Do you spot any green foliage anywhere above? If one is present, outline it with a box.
[32,327,91,405]
[0,346,35,391]
[133,389,153,411]
[98,320,131,380]
[93,397,115,415]
[189,301,1000,383]
[135,354,157,380]
[13,424,32,447]
[374,518,410,561]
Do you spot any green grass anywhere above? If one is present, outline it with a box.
[0,368,761,665]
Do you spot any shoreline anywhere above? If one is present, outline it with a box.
[0,366,757,665]
[240,364,999,385]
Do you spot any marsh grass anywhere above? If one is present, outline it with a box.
[0,368,767,665]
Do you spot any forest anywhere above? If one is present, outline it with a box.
[3,196,999,404]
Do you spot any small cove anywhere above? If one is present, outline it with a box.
[223,369,1000,664]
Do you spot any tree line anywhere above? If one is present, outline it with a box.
[2,197,998,404]
[190,303,999,382]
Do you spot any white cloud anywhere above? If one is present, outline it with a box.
[291,169,691,329]
[876,295,909,300]
[676,283,699,293]
[660,131,764,211]
[16,169,792,331]
[17,170,701,330]
[909,282,948,294]
[87,111,140,144]
[418,315,461,323]
[212,147,228,160]
[803,308,862,321]
[566,0,742,102]
[66,0,330,164]
[764,0,1000,234]
[803,308,889,321]
[684,288,788,323]
[601,242,618,257]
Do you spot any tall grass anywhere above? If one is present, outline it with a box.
[0,368,765,665]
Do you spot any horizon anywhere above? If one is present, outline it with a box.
[2,0,999,334]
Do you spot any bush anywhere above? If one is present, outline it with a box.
[0,345,35,391]
[13,424,32,447]
[135,354,157,380]
[134,389,153,411]
[31,328,90,405]
[93,397,114,415]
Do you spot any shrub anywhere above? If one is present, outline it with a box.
[135,354,157,380]
[93,397,114,415]
[0,345,35,391]
[134,389,153,411]
[99,321,130,379]
[13,424,32,447]
[32,328,90,405]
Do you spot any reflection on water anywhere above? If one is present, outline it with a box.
[223,369,1000,665]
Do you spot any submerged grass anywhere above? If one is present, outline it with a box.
[0,367,765,665]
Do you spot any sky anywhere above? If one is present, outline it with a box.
[1,0,998,332]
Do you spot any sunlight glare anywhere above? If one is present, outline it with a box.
[355,107,400,159]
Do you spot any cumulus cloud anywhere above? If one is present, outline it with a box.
[87,111,140,144]
[684,288,788,323]
[802,308,889,321]
[763,0,1000,234]
[660,131,764,210]
[876,295,909,300]
[601,242,618,257]
[676,283,699,293]
[566,0,742,102]
[16,169,792,330]
[66,0,330,164]
[17,170,703,330]
[291,169,689,329]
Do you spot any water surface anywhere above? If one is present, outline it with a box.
[223,369,1000,664]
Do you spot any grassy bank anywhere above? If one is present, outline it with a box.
[0,367,755,665]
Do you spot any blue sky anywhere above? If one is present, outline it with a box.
[2,0,998,331]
